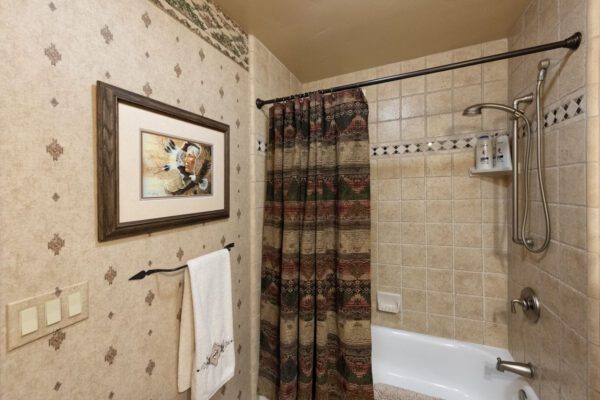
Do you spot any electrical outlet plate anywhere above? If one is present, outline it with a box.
[6,281,89,351]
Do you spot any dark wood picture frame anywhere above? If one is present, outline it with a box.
[96,81,229,241]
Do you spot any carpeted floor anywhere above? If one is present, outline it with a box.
[374,383,443,400]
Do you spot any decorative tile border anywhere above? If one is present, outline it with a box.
[149,0,249,70]
[543,94,584,128]
[256,138,267,153]
[254,94,585,159]
[371,135,480,157]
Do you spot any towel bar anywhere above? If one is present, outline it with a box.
[128,243,235,281]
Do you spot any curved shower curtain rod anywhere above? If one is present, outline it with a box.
[255,32,582,109]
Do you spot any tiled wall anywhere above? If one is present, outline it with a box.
[0,1,252,399]
[248,36,302,397]
[588,2,600,399]
[506,0,599,399]
[303,39,511,347]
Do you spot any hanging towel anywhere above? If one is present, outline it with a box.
[177,269,194,392]
[177,249,235,399]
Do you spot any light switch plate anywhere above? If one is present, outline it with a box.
[6,281,89,351]
[68,292,82,317]
[45,298,62,326]
[20,306,38,336]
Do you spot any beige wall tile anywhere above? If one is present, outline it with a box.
[453,84,482,113]
[454,247,483,271]
[378,222,402,243]
[378,179,402,200]
[403,267,426,290]
[378,201,402,221]
[428,291,455,316]
[378,98,400,121]
[427,224,454,246]
[427,200,453,223]
[485,298,508,325]
[428,269,454,293]
[402,245,426,267]
[402,178,426,200]
[454,223,483,248]
[402,311,427,333]
[559,120,586,165]
[559,283,588,337]
[378,158,401,179]
[402,94,425,118]
[401,156,425,177]
[379,243,403,265]
[559,164,587,206]
[403,289,427,312]
[401,223,426,244]
[425,154,453,177]
[456,295,484,320]
[401,117,426,140]
[378,264,403,288]
[455,271,483,295]
[453,177,481,199]
[427,113,453,137]
[428,314,455,339]
[427,246,453,269]
[378,120,401,143]
[485,322,508,348]
[453,152,475,176]
[402,201,426,222]
[454,199,483,223]
[426,177,452,199]
[455,318,484,343]
[427,90,453,115]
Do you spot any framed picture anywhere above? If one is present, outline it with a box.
[96,81,229,241]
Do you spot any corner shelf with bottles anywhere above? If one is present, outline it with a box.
[469,132,513,177]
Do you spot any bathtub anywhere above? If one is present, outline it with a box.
[372,325,538,400]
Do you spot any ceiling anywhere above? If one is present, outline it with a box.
[213,0,530,82]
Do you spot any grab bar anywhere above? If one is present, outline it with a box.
[511,94,532,244]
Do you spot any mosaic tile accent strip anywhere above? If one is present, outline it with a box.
[543,94,584,128]
[371,134,480,157]
[256,138,267,153]
[369,94,585,158]
[148,0,249,70]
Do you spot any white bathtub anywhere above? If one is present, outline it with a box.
[372,325,538,400]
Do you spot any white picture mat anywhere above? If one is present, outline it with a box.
[118,103,225,223]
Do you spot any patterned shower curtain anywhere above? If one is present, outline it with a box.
[258,89,373,400]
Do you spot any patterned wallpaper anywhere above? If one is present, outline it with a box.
[0,1,251,399]
[149,0,249,70]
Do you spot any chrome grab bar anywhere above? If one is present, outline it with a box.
[511,94,532,245]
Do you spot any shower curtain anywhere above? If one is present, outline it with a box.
[258,89,373,400]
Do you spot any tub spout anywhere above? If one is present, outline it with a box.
[496,358,534,378]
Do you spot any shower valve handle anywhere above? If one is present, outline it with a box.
[510,299,527,313]
[510,287,540,322]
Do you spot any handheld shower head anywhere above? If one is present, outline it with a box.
[462,103,526,119]
[537,59,550,81]
[462,105,483,116]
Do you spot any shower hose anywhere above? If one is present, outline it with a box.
[520,61,551,253]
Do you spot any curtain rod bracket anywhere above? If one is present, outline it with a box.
[565,32,582,50]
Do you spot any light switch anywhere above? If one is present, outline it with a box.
[20,307,38,336]
[68,292,82,317]
[45,298,62,326]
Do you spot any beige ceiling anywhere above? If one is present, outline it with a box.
[214,0,530,82]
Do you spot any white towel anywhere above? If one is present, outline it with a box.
[177,249,235,399]
[177,269,194,392]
